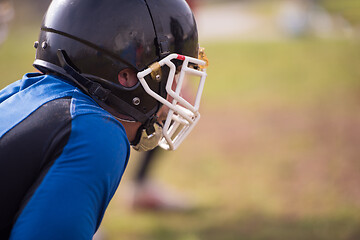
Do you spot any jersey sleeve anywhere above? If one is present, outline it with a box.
[9,112,130,240]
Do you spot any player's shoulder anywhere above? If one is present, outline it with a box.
[69,88,110,118]
[63,94,130,176]
[68,88,129,149]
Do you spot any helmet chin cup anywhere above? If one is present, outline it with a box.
[137,53,207,150]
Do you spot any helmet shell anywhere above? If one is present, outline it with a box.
[34,0,199,120]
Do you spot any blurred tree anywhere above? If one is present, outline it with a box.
[320,0,360,25]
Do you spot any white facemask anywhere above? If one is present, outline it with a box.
[137,49,208,150]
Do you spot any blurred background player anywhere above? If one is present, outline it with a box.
[129,0,201,211]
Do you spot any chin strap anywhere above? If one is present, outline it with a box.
[131,115,160,144]
[56,49,150,123]
[131,118,163,150]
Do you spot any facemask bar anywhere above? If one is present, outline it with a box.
[137,53,207,150]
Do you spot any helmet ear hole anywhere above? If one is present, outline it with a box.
[118,68,138,88]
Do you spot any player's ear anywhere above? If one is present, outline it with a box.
[118,68,138,87]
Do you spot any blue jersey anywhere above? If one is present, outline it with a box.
[0,73,130,239]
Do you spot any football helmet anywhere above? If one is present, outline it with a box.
[33,0,208,150]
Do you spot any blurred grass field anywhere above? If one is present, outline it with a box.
[103,39,360,240]
[1,2,360,239]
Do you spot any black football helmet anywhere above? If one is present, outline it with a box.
[34,0,208,150]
